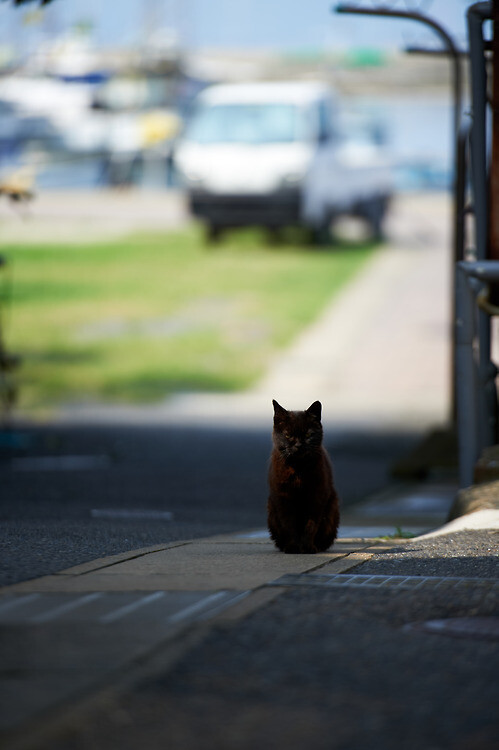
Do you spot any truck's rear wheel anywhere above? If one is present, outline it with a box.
[205,223,223,244]
[311,216,335,246]
[365,196,388,241]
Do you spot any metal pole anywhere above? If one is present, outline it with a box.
[455,260,499,482]
[456,121,471,266]
[489,0,499,262]
[467,4,497,455]
[467,2,491,261]
[335,5,462,139]
[455,263,480,486]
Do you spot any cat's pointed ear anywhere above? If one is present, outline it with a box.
[307,401,322,420]
[272,399,286,418]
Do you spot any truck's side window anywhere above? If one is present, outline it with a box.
[317,99,335,143]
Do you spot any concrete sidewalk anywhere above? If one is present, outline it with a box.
[2,191,498,749]
[2,513,498,749]
[0,189,189,244]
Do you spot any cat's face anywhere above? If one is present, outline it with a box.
[272,400,323,460]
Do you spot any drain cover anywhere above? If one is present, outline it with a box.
[405,617,499,641]
[270,573,499,592]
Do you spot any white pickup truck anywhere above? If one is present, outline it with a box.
[173,80,392,243]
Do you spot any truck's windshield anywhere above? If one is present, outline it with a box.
[184,103,306,145]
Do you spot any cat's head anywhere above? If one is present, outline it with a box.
[272,400,323,459]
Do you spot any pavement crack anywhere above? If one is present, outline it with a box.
[65,542,193,577]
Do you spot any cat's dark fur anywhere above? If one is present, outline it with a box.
[267,400,340,553]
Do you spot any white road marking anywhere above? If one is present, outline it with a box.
[30,593,103,624]
[0,593,40,615]
[100,591,165,624]
[168,591,230,624]
[90,509,173,521]
[12,455,110,471]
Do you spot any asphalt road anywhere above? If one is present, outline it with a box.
[0,420,421,587]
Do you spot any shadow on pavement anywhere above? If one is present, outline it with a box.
[1,419,433,587]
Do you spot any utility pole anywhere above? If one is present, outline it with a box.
[489,0,499,265]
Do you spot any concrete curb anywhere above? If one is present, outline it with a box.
[448,479,499,520]
[416,508,499,539]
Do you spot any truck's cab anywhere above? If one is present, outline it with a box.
[173,81,392,242]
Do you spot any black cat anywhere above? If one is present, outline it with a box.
[267,400,340,553]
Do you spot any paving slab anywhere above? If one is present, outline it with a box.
[1,536,381,595]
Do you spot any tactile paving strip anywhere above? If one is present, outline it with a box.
[270,573,499,591]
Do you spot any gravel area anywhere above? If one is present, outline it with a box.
[355,530,499,579]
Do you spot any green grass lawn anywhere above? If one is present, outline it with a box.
[1,227,375,413]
